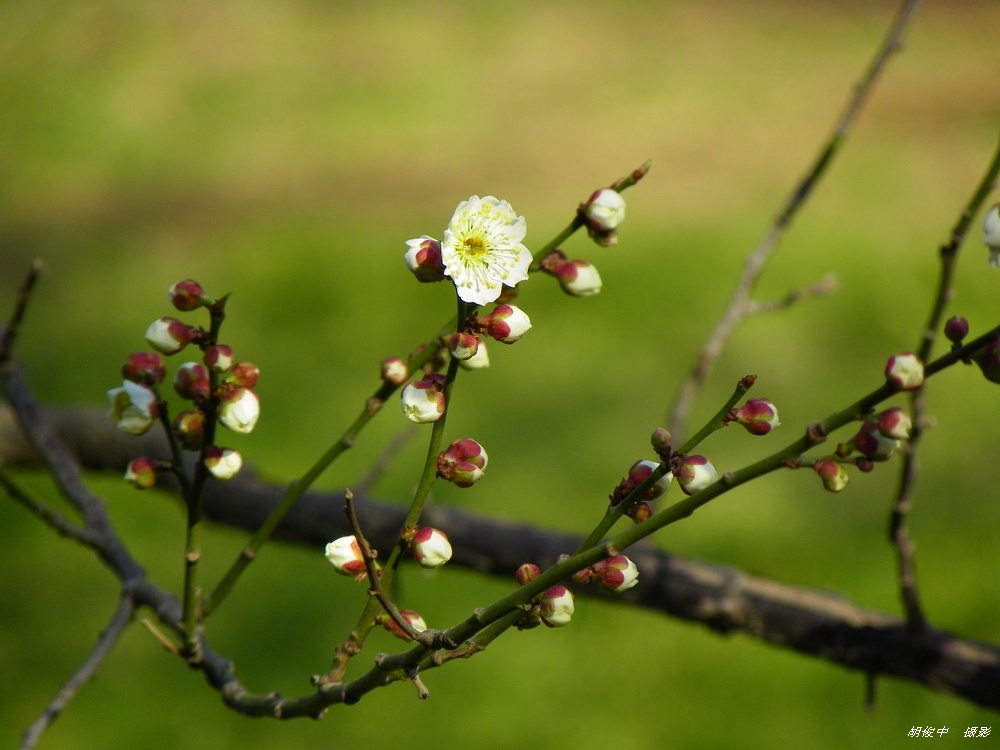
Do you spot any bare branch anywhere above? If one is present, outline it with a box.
[18,594,134,750]
[667,0,919,440]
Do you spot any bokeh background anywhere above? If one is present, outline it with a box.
[2,1,999,748]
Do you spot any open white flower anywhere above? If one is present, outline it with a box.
[440,195,531,306]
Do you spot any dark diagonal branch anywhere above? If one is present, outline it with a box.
[667,0,919,440]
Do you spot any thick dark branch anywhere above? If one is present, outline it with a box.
[3,404,998,710]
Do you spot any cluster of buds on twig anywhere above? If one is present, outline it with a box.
[609,458,673,523]
[108,280,260,486]
[940,314,1000,385]
[514,564,576,629]
[811,406,913,492]
[573,554,640,593]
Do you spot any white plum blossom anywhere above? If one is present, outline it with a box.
[440,195,531,306]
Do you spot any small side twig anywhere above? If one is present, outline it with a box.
[667,0,919,440]
[0,259,45,363]
[344,489,431,646]
[17,594,134,750]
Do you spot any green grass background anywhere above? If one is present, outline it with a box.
[1,1,999,748]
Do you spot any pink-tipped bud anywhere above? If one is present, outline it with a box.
[984,204,1000,267]
[539,585,575,627]
[944,316,969,345]
[814,459,849,492]
[972,334,1000,384]
[476,304,532,344]
[592,555,640,592]
[730,398,781,436]
[625,501,652,523]
[885,352,925,391]
[410,527,452,568]
[121,352,166,385]
[380,357,409,386]
[124,456,158,489]
[204,446,243,480]
[144,317,198,355]
[204,344,234,373]
[515,563,542,585]
[227,361,259,389]
[552,258,603,297]
[381,610,428,640]
[172,409,206,450]
[174,362,210,403]
[650,427,672,457]
[625,459,673,500]
[324,536,366,577]
[876,408,911,440]
[437,438,488,488]
[400,378,446,423]
[168,279,207,311]
[447,332,481,361]
[107,381,159,435]
[404,236,447,282]
[847,421,900,461]
[459,341,490,370]
[674,455,719,495]
[218,388,260,434]
[581,188,626,246]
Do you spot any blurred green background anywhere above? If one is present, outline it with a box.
[2,1,999,748]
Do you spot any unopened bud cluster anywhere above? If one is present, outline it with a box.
[108,280,260,486]
[813,407,913,493]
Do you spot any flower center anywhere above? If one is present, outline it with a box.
[462,236,487,258]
